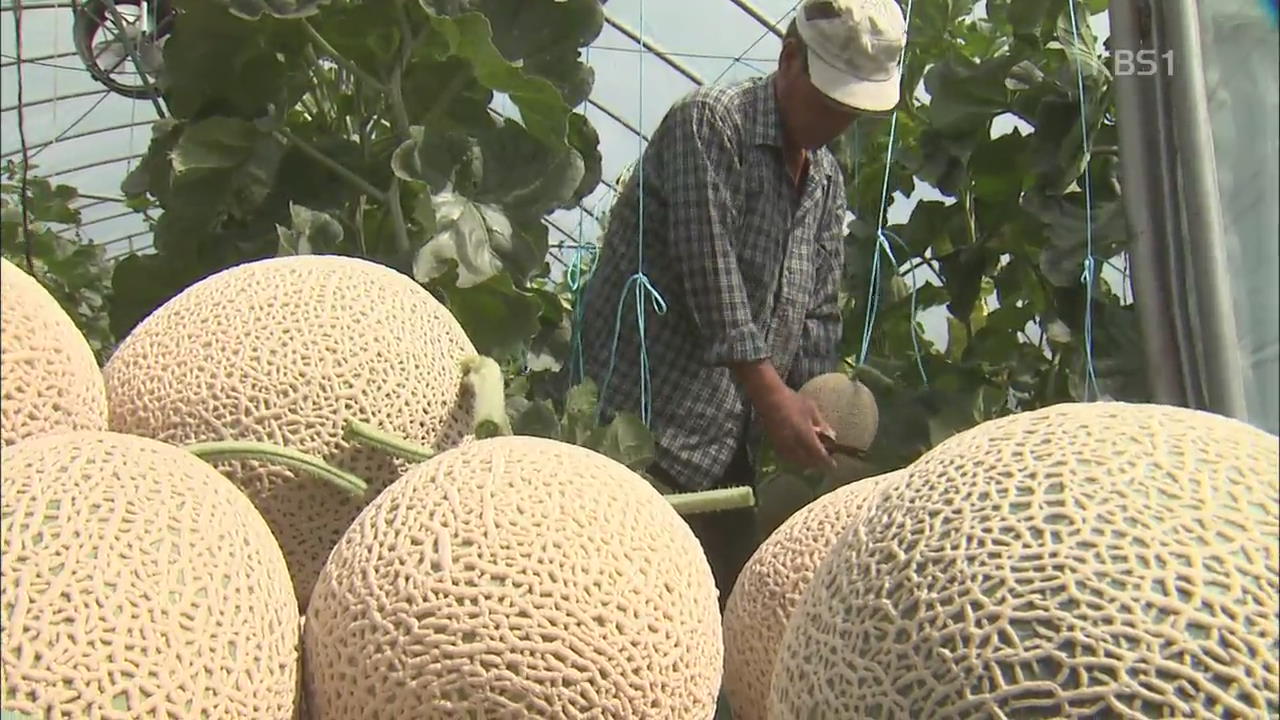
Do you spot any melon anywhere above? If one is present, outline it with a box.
[101,254,479,609]
[723,470,901,720]
[770,401,1280,719]
[1,257,108,447]
[0,430,299,718]
[303,435,723,718]
[798,371,878,451]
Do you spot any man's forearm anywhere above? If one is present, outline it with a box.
[729,358,788,407]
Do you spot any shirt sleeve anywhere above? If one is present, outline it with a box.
[663,97,769,367]
[788,173,847,388]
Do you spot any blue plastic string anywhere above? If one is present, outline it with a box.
[880,227,930,387]
[1066,0,1102,401]
[856,0,915,370]
[597,0,667,427]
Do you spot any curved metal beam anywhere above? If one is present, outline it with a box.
[603,13,705,86]
[1,118,156,159]
[722,0,784,38]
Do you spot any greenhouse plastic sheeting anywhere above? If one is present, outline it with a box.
[1198,0,1280,435]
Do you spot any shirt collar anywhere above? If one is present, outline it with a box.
[746,73,838,181]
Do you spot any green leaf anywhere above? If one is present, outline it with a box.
[276,202,344,255]
[171,117,262,174]
[968,132,1030,204]
[412,190,513,287]
[1055,3,1110,81]
[419,8,572,151]
[215,0,328,20]
[439,271,542,357]
[161,0,310,120]
[1005,0,1067,39]
[596,412,656,471]
[509,396,562,438]
[922,55,1019,134]
[1022,190,1128,286]
[474,0,603,107]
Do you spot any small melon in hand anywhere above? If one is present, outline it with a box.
[304,435,724,719]
[798,371,879,452]
[1,430,300,719]
[1,257,108,447]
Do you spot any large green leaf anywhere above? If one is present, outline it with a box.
[439,270,542,357]
[419,7,572,150]
[412,190,514,288]
[161,0,310,120]
[922,54,1019,134]
[474,0,603,107]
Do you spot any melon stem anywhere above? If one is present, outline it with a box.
[343,419,434,462]
[339,421,756,515]
[184,441,368,497]
[666,486,755,515]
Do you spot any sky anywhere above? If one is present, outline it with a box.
[0,0,1116,352]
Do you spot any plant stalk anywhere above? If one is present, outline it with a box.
[343,419,435,462]
[184,441,368,497]
[276,128,388,203]
[665,486,756,515]
[303,20,389,94]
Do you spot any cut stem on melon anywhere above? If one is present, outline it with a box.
[184,441,368,496]
[666,486,755,515]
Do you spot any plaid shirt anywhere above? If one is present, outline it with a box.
[574,74,846,492]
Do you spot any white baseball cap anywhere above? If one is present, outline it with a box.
[795,0,908,112]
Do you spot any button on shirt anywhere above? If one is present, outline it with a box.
[574,74,846,492]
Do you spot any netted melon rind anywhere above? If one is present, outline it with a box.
[101,254,479,609]
[770,401,1280,720]
[723,470,900,720]
[1,430,300,719]
[798,372,879,451]
[1,257,108,447]
[303,435,723,719]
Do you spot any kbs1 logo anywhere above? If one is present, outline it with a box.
[1113,49,1174,76]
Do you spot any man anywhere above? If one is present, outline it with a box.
[572,0,908,597]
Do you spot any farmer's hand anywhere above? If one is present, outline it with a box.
[731,359,836,471]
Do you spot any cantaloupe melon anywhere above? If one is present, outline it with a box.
[1,257,108,447]
[303,435,723,718]
[101,254,479,609]
[723,469,900,720]
[0,430,299,718]
[770,401,1280,719]
[798,371,879,453]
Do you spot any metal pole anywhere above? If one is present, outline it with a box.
[1162,0,1249,420]
[1107,0,1197,407]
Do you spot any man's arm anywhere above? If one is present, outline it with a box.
[788,178,847,389]
[664,98,768,368]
